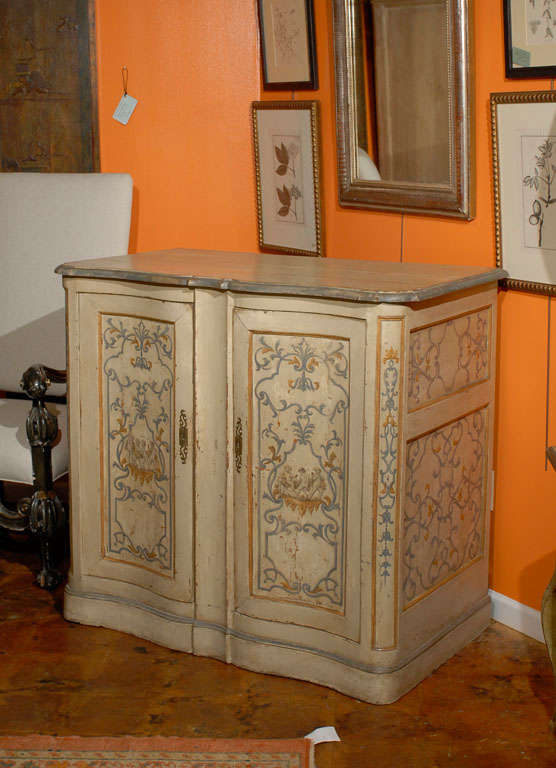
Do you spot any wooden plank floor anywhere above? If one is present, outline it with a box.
[1,543,555,767]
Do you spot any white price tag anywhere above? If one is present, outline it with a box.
[113,93,138,125]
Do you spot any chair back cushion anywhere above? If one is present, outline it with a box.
[0,173,132,392]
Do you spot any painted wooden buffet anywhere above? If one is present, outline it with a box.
[57,250,506,704]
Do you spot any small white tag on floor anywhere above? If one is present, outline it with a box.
[304,726,340,744]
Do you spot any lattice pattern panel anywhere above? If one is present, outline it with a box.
[408,309,490,411]
[403,409,488,607]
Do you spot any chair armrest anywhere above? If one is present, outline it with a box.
[3,363,68,590]
[20,365,67,400]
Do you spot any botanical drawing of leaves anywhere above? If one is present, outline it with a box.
[287,141,299,161]
[523,174,540,190]
[275,142,289,165]
[523,175,538,190]
[276,184,291,217]
[290,184,302,201]
[277,185,291,205]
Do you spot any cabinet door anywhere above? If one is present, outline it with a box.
[76,292,194,605]
[233,307,366,642]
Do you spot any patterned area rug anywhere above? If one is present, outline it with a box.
[0,736,314,767]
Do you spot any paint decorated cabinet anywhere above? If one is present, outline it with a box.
[58,249,505,704]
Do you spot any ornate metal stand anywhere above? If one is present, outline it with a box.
[0,365,67,589]
[542,445,556,732]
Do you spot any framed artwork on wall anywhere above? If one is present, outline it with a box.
[503,0,556,78]
[252,100,323,257]
[491,90,556,296]
[256,0,318,90]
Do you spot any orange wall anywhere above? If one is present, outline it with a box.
[95,1,556,611]
[94,0,259,254]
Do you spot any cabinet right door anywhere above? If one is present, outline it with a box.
[232,306,367,645]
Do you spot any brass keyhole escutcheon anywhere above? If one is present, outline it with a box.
[234,417,243,473]
[179,410,188,464]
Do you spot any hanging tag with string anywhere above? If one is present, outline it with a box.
[113,66,138,125]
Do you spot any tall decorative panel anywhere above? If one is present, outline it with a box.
[100,314,175,576]
[250,333,350,613]
[372,317,404,650]
[75,290,194,606]
[233,307,365,643]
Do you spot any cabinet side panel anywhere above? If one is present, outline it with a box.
[397,288,497,656]
[403,408,489,609]
[408,307,491,411]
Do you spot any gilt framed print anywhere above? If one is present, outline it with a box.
[256,0,318,90]
[252,100,323,257]
[504,0,556,78]
[491,90,556,295]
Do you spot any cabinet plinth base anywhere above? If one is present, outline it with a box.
[64,584,491,705]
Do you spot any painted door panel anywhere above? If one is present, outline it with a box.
[77,292,194,604]
[233,307,366,642]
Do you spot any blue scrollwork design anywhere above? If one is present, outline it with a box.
[103,315,174,571]
[403,410,486,605]
[253,334,350,609]
[377,349,400,583]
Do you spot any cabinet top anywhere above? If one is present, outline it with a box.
[56,249,506,304]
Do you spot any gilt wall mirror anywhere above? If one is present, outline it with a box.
[333,0,475,219]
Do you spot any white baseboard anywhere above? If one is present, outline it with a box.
[489,589,545,643]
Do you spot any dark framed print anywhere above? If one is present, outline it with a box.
[491,90,556,295]
[252,100,323,257]
[256,0,318,90]
[504,0,556,78]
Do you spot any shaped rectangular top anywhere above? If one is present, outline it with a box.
[56,248,506,304]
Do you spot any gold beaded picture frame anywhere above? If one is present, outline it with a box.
[252,100,323,258]
[491,90,556,296]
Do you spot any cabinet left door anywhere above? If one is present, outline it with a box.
[69,289,194,609]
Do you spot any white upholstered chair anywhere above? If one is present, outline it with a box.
[0,173,132,588]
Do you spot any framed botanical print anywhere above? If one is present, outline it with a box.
[252,100,323,257]
[256,0,318,89]
[504,0,556,78]
[491,90,556,295]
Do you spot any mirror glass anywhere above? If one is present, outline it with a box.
[334,0,474,219]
